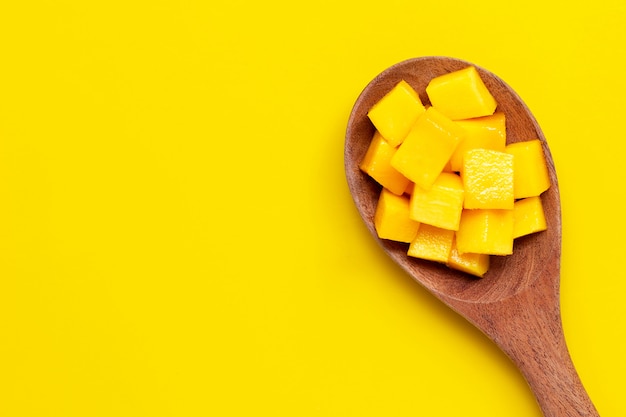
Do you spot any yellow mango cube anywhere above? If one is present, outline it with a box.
[450,112,506,172]
[374,188,420,243]
[462,148,514,210]
[407,224,454,263]
[367,80,426,147]
[456,209,514,255]
[360,130,411,195]
[391,107,465,190]
[447,238,490,278]
[426,66,497,120]
[505,139,551,199]
[409,172,464,231]
[513,196,547,239]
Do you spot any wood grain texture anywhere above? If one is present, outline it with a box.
[345,56,598,417]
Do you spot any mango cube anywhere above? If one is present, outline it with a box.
[359,130,411,195]
[513,196,547,239]
[447,238,490,278]
[367,80,426,147]
[450,112,506,172]
[505,139,551,199]
[426,66,497,120]
[456,209,514,255]
[407,224,454,263]
[391,107,465,190]
[462,148,514,209]
[374,188,420,243]
[409,172,464,231]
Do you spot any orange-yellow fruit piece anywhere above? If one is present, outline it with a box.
[513,196,547,239]
[505,139,551,199]
[462,148,514,210]
[409,172,464,231]
[426,66,497,120]
[359,131,411,195]
[450,112,506,172]
[374,188,420,243]
[407,224,454,263]
[447,238,490,278]
[456,209,514,255]
[367,80,426,147]
[391,107,465,190]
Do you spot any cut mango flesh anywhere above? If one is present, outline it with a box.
[359,130,410,195]
[451,112,506,172]
[462,148,514,210]
[367,80,426,147]
[456,209,514,255]
[409,172,464,231]
[447,238,490,278]
[513,196,547,239]
[374,188,420,243]
[505,139,551,199]
[407,224,454,263]
[391,107,464,190]
[426,66,497,120]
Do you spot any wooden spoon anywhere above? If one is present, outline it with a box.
[345,56,599,417]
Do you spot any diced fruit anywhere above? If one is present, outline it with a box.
[409,172,464,231]
[505,139,551,199]
[407,224,454,263]
[450,112,506,172]
[367,80,426,147]
[374,188,420,243]
[359,130,411,195]
[456,209,514,255]
[359,66,551,278]
[447,238,490,278]
[513,196,547,239]
[426,66,497,120]
[391,107,465,190]
[462,148,514,210]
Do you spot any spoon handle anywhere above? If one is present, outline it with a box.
[447,275,599,417]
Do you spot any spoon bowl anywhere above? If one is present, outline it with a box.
[345,56,598,417]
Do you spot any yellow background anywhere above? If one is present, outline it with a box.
[0,1,623,416]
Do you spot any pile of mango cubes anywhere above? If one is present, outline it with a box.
[360,66,550,277]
